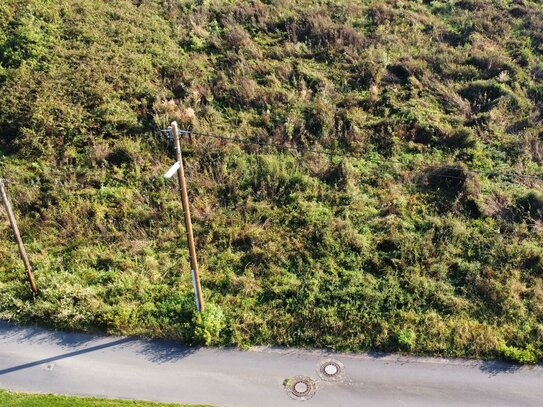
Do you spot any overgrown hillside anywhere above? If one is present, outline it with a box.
[1,0,543,363]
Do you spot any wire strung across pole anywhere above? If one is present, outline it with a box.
[163,128,543,182]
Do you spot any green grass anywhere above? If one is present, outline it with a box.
[0,390,212,407]
[1,0,543,364]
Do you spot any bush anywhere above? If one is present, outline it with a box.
[499,344,539,364]
[458,81,510,113]
[528,85,543,105]
[516,191,543,221]
[192,303,226,346]
[420,165,470,197]
[442,127,477,149]
[397,329,416,351]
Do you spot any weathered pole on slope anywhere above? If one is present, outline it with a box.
[170,121,205,312]
[0,179,38,293]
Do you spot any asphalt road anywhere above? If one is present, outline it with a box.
[1,321,542,406]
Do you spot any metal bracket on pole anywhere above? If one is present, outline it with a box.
[191,269,201,312]
[161,128,173,140]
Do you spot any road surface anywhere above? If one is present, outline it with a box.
[1,320,542,406]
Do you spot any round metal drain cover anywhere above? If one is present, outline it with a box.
[324,364,338,375]
[285,376,317,400]
[318,359,344,381]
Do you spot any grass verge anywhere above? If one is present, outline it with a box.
[0,390,213,407]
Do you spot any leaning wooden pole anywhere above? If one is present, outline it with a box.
[0,180,38,293]
[170,122,205,312]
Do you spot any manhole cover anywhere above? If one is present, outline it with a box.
[318,359,344,381]
[295,381,309,393]
[285,376,317,400]
[324,364,338,375]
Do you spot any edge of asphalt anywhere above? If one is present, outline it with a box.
[2,319,541,373]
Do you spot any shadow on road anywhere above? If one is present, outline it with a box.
[135,340,198,364]
[478,360,523,377]
[0,320,198,369]
[0,337,136,376]
[0,320,108,349]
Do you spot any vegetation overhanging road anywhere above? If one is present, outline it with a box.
[1,321,542,407]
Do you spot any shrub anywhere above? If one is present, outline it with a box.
[366,3,395,31]
[516,191,543,221]
[223,24,252,50]
[420,165,469,197]
[442,127,477,149]
[192,303,225,346]
[420,165,482,216]
[458,81,510,113]
[286,13,365,50]
[106,141,139,167]
[397,329,416,351]
[528,85,543,105]
[466,52,517,80]
[366,120,397,157]
[499,343,539,364]
[303,99,335,141]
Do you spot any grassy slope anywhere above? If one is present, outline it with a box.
[1,0,543,363]
[0,390,211,407]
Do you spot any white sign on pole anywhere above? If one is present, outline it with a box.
[164,161,181,179]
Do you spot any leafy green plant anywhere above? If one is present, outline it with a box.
[397,330,416,351]
[499,343,539,365]
[192,303,225,346]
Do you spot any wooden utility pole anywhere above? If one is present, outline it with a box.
[170,121,205,312]
[0,180,38,293]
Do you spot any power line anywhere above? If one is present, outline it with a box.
[187,129,340,158]
[163,128,543,181]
